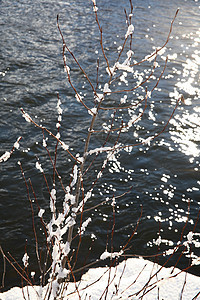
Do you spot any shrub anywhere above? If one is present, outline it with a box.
[2,1,199,299]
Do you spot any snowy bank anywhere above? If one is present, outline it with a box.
[1,257,200,299]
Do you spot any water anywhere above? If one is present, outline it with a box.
[0,0,200,291]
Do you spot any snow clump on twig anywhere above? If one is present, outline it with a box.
[125,24,134,39]
[0,151,11,163]
[100,250,123,260]
[22,252,29,268]
[36,161,44,173]
[0,136,22,163]
[91,0,98,12]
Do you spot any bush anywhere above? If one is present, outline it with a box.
[1,1,199,299]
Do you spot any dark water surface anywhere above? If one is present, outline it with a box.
[0,0,200,291]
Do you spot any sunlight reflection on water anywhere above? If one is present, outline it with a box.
[170,112,200,157]
[168,26,200,159]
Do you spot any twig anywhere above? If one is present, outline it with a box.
[0,245,6,289]
[21,108,80,163]
[130,9,179,67]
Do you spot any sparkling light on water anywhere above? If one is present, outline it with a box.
[169,28,200,159]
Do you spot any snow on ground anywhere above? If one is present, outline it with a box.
[1,257,200,299]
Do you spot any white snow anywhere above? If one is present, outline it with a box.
[94,93,104,102]
[78,217,92,235]
[157,46,166,56]
[0,137,22,163]
[70,165,78,187]
[22,253,29,268]
[50,188,56,213]
[0,151,11,163]
[187,231,193,243]
[64,65,70,74]
[127,49,134,59]
[153,61,159,68]
[21,109,31,123]
[42,138,47,148]
[88,107,97,116]
[91,0,98,12]
[61,142,69,151]
[100,250,123,260]
[56,122,61,128]
[1,257,200,299]
[56,132,60,139]
[35,161,43,173]
[56,99,63,115]
[142,136,153,146]
[75,93,83,103]
[13,137,22,150]
[103,83,111,94]
[38,208,45,218]
[87,146,113,155]
[115,62,134,73]
[125,24,134,39]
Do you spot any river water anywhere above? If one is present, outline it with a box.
[0,0,200,291]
